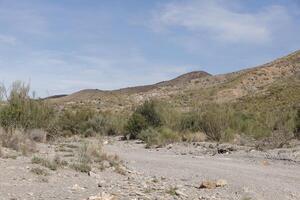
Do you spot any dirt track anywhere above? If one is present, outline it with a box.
[105,140,300,200]
[0,138,300,200]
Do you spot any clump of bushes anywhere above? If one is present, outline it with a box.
[56,107,96,136]
[125,100,162,139]
[125,100,182,146]
[138,127,181,147]
[125,100,300,148]
[0,81,54,131]
[54,108,124,137]
[178,104,235,142]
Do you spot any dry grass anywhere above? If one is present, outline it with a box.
[0,128,36,156]
[31,155,68,171]
[182,131,207,142]
[71,140,124,174]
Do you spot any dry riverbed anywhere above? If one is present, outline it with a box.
[0,137,300,200]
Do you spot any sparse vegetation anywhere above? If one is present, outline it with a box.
[30,167,49,176]
[0,129,36,155]
[31,155,67,171]
[70,140,123,173]
[166,186,178,196]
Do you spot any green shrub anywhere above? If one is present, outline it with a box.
[86,113,126,136]
[56,108,125,137]
[137,127,159,146]
[155,102,181,130]
[57,108,95,136]
[125,100,163,139]
[138,127,180,147]
[178,104,234,141]
[179,112,202,132]
[136,100,162,127]
[0,81,54,131]
[125,113,148,139]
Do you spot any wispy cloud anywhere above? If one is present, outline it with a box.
[0,34,16,45]
[0,2,47,36]
[0,48,193,97]
[151,1,291,44]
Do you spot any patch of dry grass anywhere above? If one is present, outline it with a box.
[181,131,207,143]
[31,155,68,171]
[71,140,124,174]
[0,128,36,156]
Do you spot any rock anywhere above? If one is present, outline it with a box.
[103,140,109,145]
[88,171,98,178]
[216,179,227,187]
[71,184,85,191]
[199,180,217,189]
[87,192,117,200]
[200,179,227,189]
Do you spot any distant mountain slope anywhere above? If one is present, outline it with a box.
[49,50,300,112]
[51,71,211,103]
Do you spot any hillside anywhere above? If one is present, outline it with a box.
[50,50,300,112]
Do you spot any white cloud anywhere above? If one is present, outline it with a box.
[0,34,16,45]
[151,1,291,44]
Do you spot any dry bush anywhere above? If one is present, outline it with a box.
[182,131,207,142]
[72,140,123,173]
[0,128,36,156]
[31,155,68,171]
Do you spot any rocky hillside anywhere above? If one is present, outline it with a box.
[50,50,300,112]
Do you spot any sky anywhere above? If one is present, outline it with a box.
[0,0,299,97]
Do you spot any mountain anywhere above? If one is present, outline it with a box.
[49,50,300,112]
[50,71,211,107]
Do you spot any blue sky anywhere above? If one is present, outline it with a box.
[0,0,299,97]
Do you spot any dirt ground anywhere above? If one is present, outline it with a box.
[0,137,300,200]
